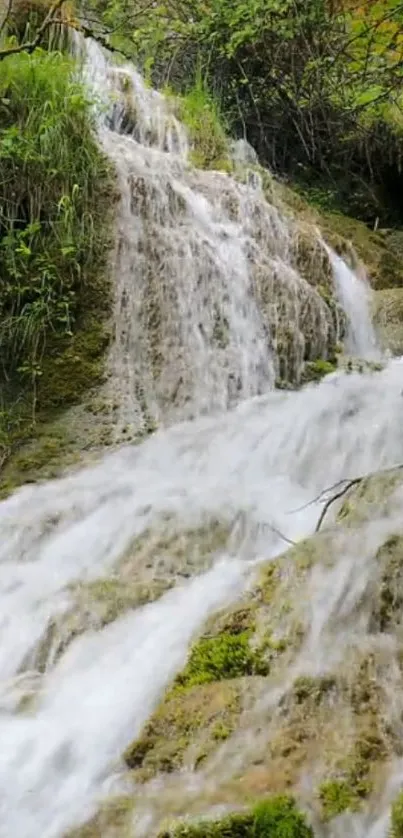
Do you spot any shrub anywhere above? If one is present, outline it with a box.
[0,47,113,473]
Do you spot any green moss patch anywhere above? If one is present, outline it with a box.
[373,288,403,356]
[173,631,269,691]
[318,211,403,290]
[124,680,242,777]
[318,780,359,820]
[301,360,337,384]
[170,79,231,172]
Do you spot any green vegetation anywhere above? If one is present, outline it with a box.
[371,534,403,631]
[159,796,313,838]
[173,74,230,171]
[318,780,359,820]
[301,359,337,384]
[391,791,403,837]
[124,679,241,775]
[0,42,113,487]
[94,0,403,228]
[173,631,269,691]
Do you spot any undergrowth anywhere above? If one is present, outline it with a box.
[169,73,230,171]
[0,47,114,478]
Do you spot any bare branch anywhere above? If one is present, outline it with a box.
[0,0,68,61]
[314,464,403,532]
[315,478,362,532]
[0,0,14,37]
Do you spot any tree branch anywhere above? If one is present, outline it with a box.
[0,0,13,37]
[0,0,68,61]
[314,464,403,532]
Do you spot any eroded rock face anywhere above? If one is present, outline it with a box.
[23,517,232,676]
[373,288,403,356]
[103,469,403,836]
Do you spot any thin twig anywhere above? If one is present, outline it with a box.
[315,478,361,532]
[314,463,403,532]
[288,478,352,514]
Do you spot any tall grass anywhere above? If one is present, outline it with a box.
[0,48,111,382]
[173,70,230,170]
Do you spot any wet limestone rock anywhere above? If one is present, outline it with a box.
[113,469,403,835]
[373,288,403,356]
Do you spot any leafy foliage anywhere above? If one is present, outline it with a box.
[97,0,403,225]
[172,72,230,169]
[0,45,112,471]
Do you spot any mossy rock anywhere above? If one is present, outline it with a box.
[337,468,403,528]
[124,680,242,778]
[7,0,73,43]
[318,779,359,820]
[173,631,269,692]
[373,288,403,355]
[65,796,134,838]
[265,174,403,292]
[300,359,337,384]
[370,534,403,632]
[319,212,403,290]
[31,518,232,670]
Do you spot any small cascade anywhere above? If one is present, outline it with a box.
[73,37,348,438]
[327,247,380,360]
[2,361,403,836]
[0,33,396,838]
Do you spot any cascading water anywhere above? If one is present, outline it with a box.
[327,247,379,360]
[76,37,351,438]
[0,34,399,838]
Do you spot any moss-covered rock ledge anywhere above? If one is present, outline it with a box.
[94,467,403,835]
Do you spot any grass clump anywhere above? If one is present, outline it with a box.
[391,791,403,837]
[124,680,240,776]
[319,780,359,821]
[0,48,114,483]
[173,631,269,691]
[175,73,230,171]
[301,359,337,384]
[159,795,313,838]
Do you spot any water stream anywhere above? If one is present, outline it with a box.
[0,36,401,838]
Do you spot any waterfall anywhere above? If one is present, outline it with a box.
[327,247,379,360]
[0,36,398,838]
[2,361,403,836]
[75,37,352,438]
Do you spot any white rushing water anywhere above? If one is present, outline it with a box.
[76,37,354,439]
[327,248,379,360]
[0,34,398,838]
[2,361,403,837]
